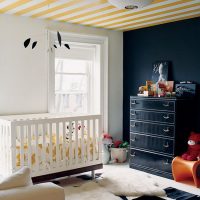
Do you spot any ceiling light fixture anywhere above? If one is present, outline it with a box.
[108,0,153,10]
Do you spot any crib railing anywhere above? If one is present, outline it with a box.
[0,114,102,177]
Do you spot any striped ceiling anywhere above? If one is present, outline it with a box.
[0,0,200,31]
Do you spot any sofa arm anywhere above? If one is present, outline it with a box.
[0,182,65,200]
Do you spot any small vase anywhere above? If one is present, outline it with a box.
[102,144,110,164]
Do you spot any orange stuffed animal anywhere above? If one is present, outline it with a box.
[182,132,200,161]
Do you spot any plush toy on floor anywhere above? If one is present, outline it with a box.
[102,133,113,164]
[182,132,200,161]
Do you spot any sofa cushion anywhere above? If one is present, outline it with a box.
[0,183,65,200]
[0,167,32,190]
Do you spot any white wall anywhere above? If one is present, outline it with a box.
[0,14,123,140]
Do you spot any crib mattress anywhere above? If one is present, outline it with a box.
[16,135,97,169]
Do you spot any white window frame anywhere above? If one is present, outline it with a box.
[47,30,108,133]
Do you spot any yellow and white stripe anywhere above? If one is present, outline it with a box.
[0,0,199,31]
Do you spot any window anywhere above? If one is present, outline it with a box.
[48,31,108,131]
[55,58,91,114]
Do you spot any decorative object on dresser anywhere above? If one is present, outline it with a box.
[175,82,196,97]
[129,96,194,179]
[152,61,169,83]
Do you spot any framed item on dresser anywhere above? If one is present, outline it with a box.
[152,61,169,83]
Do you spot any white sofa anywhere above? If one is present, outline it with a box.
[0,182,65,200]
[0,167,65,200]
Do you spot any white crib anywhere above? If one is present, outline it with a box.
[0,113,102,181]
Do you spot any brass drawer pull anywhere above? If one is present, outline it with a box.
[163,159,169,165]
[163,102,170,107]
[163,142,169,148]
[163,114,169,119]
[163,127,170,132]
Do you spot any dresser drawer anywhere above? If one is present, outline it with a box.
[130,99,175,112]
[130,133,174,155]
[130,110,175,124]
[130,120,174,137]
[130,149,172,174]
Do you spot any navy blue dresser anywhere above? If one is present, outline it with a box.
[129,96,194,178]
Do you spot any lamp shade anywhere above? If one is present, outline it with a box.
[108,0,153,9]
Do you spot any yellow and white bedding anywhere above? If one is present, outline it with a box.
[16,134,98,167]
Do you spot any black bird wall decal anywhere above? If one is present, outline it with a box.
[24,38,38,49]
[32,41,37,49]
[24,38,31,48]
[57,31,62,47]
[64,43,70,49]
[24,31,70,51]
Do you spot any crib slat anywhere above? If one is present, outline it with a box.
[81,120,84,163]
[68,121,72,166]
[1,124,6,174]
[87,120,90,162]
[5,125,8,171]
[96,119,99,160]
[49,123,53,168]
[62,121,66,167]
[56,122,59,169]
[3,125,6,172]
[0,125,2,171]
[11,125,16,172]
[93,119,96,161]
[20,126,24,167]
[4,126,8,174]
[27,125,32,168]
[2,125,5,173]
[42,123,46,169]
[4,126,6,172]
[98,118,102,161]
[0,124,6,173]
[75,121,78,165]
[35,124,39,171]
[5,125,9,172]
[9,125,13,173]
[8,125,12,174]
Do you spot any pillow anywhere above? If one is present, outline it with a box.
[0,167,33,190]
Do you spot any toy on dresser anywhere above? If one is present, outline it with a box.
[182,132,200,161]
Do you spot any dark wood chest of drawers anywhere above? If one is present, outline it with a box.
[129,96,194,178]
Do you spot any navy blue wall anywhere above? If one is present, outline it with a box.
[123,17,200,141]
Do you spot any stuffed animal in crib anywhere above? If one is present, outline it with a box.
[182,132,200,161]
[102,133,113,164]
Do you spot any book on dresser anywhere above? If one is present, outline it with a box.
[129,96,195,179]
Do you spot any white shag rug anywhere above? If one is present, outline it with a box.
[61,166,166,200]
[98,167,166,197]
[63,181,121,200]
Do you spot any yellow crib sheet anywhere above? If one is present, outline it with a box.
[16,135,97,167]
